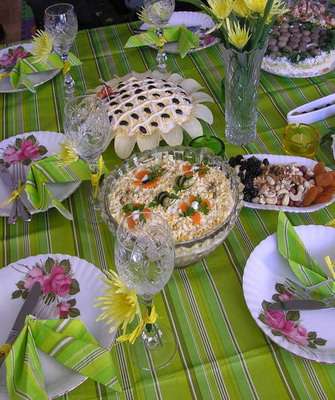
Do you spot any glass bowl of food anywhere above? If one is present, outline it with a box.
[100,146,243,267]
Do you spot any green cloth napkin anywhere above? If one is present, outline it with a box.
[6,316,121,400]
[277,211,335,298]
[10,53,81,92]
[25,155,105,220]
[125,25,200,58]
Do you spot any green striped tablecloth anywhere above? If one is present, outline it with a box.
[1,23,335,400]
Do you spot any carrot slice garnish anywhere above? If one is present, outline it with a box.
[135,169,149,180]
[202,199,210,207]
[179,202,189,213]
[143,178,159,189]
[182,163,193,176]
[188,195,197,203]
[127,216,136,229]
[191,212,201,225]
[143,208,152,219]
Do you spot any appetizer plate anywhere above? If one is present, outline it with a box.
[262,51,335,79]
[141,11,220,54]
[243,154,335,213]
[0,43,59,93]
[0,254,115,399]
[243,225,335,363]
[0,131,80,216]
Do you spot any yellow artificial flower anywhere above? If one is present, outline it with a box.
[31,30,53,64]
[233,0,250,17]
[95,270,140,334]
[137,6,151,24]
[226,19,251,50]
[268,0,289,19]
[57,142,79,166]
[208,0,233,21]
[244,0,288,17]
[243,0,266,14]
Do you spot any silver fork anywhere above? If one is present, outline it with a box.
[284,277,335,300]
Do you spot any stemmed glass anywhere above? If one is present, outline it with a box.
[44,3,78,96]
[64,95,111,209]
[143,0,175,72]
[115,211,176,369]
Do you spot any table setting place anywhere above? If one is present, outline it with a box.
[1,0,335,399]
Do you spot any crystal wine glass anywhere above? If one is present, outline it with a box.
[44,3,78,97]
[64,95,111,208]
[115,211,176,369]
[143,0,175,72]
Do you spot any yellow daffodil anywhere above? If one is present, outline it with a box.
[226,19,251,50]
[31,30,53,64]
[208,0,233,21]
[233,0,250,17]
[57,142,79,166]
[95,270,140,334]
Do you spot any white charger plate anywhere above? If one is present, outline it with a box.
[243,154,335,213]
[0,131,80,216]
[0,43,59,93]
[0,254,115,399]
[141,11,220,54]
[243,225,335,363]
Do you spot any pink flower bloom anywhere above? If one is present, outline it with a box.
[264,309,286,330]
[17,139,40,161]
[43,265,72,297]
[0,46,30,70]
[286,325,309,346]
[57,301,71,318]
[3,146,21,164]
[24,266,45,289]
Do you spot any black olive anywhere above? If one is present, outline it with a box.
[158,191,169,204]
[172,98,180,104]
[163,83,171,87]
[148,85,156,89]
[147,80,155,84]
[125,102,133,107]
[119,89,126,95]
[161,113,170,118]
[184,98,191,103]
[138,95,147,100]
[117,83,124,89]
[120,120,128,126]
[152,93,160,97]
[139,126,147,134]
[131,113,139,119]
[135,89,142,94]
[122,94,130,99]
[176,175,187,187]
[114,109,123,114]
[157,102,165,107]
[133,83,140,88]
[108,115,113,122]
[165,90,173,95]
[144,107,151,114]
[151,121,158,127]
[109,101,118,106]
[175,109,183,115]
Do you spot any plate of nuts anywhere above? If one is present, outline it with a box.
[229,154,335,212]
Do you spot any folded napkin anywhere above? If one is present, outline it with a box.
[277,211,335,298]
[25,155,107,220]
[125,25,200,57]
[5,316,121,400]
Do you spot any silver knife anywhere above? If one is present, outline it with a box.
[0,281,41,366]
[268,299,333,311]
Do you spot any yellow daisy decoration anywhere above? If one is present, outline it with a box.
[208,0,234,21]
[57,142,79,166]
[233,0,250,17]
[31,30,53,64]
[95,270,141,334]
[226,19,251,50]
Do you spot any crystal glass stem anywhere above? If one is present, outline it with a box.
[139,296,163,348]
[156,27,167,73]
[61,53,75,98]
[87,157,101,210]
[222,44,267,146]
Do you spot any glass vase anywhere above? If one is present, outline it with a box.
[222,44,267,146]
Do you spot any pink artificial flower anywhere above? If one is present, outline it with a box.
[57,301,71,318]
[17,139,40,161]
[3,146,21,164]
[0,46,30,70]
[264,309,286,330]
[24,266,46,289]
[286,325,309,346]
[43,265,72,297]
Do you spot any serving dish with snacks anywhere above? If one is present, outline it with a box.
[100,147,242,267]
[229,154,335,212]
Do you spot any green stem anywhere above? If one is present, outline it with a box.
[251,0,274,50]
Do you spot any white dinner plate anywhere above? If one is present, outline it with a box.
[141,11,220,54]
[243,225,335,363]
[0,43,59,93]
[0,254,115,399]
[243,154,335,213]
[262,51,335,79]
[0,131,80,216]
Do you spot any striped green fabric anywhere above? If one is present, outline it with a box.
[25,155,94,219]
[277,211,335,297]
[2,21,335,400]
[6,317,121,400]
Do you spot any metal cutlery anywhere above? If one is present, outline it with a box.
[0,281,41,367]
[284,277,335,300]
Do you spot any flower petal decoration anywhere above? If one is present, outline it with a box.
[208,0,234,20]
[95,71,214,159]
[192,104,214,124]
[226,19,251,50]
[233,0,250,17]
[31,30,53,64]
